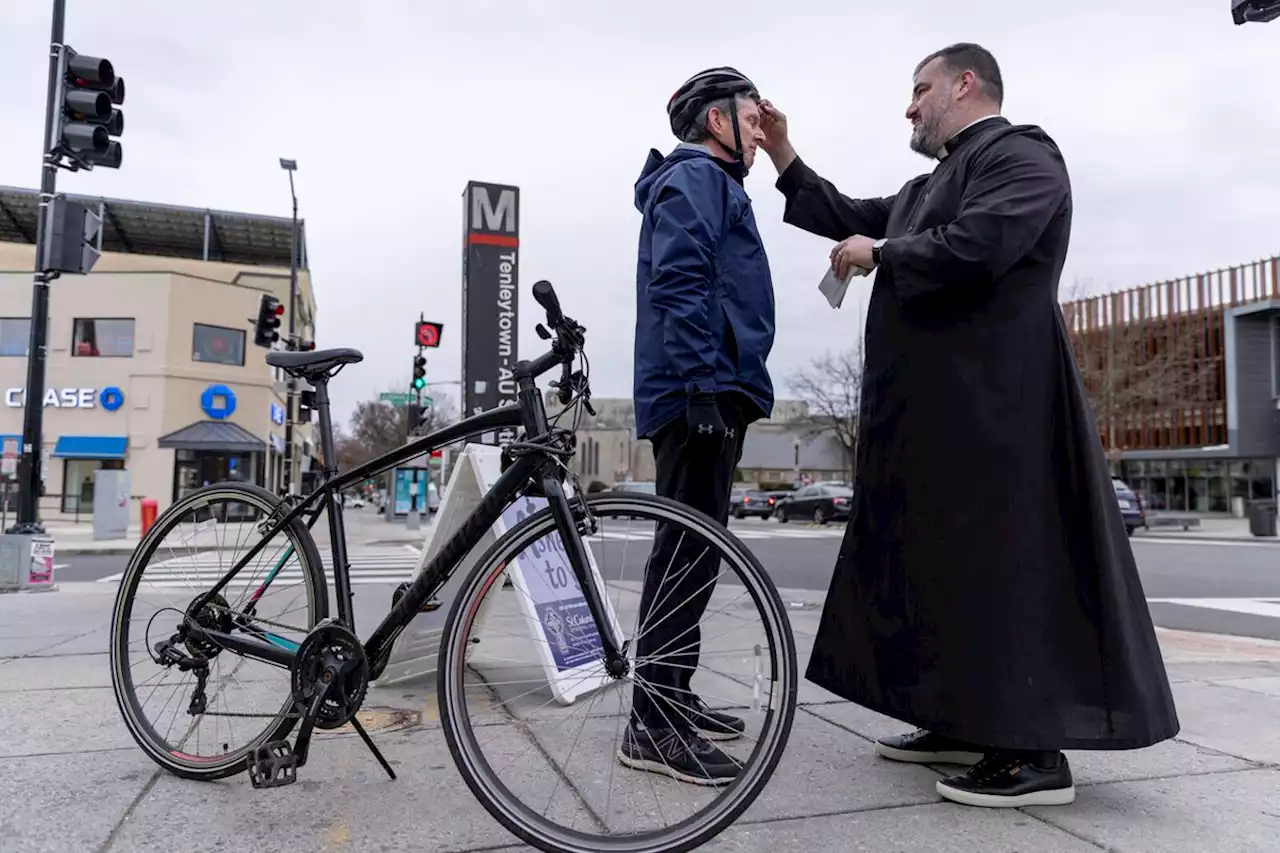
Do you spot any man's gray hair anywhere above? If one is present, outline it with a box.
[681,91,756,143]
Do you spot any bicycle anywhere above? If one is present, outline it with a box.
[109,280,798,853]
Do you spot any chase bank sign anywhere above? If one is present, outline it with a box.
[5,386,125,411]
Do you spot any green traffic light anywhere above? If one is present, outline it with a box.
[412,377,425,389]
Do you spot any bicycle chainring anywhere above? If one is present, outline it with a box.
[290,623,369,730]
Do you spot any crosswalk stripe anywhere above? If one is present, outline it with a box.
[97,547,424,589]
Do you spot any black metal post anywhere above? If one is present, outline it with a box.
[282,164,299,497]
[9,0,67,534]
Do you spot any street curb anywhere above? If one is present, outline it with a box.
[1132,534,1279,544]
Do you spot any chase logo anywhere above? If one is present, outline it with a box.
[201,384,237,420]
[99,386,124,412]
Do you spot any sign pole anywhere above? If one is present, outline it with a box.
[461,181,520,447]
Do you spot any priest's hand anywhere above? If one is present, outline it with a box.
[831,235,876,281]
[759,100,797,173]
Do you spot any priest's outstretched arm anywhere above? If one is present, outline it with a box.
[774,156,895,243]
[878,134,1069,303]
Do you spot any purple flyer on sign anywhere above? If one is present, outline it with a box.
[504,498,605,672]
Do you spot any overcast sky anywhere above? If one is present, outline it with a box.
[1,1,1276,424]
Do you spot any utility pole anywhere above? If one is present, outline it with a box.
[10,0,125,535]
[279,157,299,497]
[8,0,68,535]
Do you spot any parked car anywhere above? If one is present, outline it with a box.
[735,489,790,519]
[775,483,853,524]
[1113,478,1146,535]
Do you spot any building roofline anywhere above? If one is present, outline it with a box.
[0,185,306,271]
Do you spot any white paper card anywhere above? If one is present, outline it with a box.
[818,264,868,309]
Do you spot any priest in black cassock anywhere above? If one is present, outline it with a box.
[759,42,1180,809]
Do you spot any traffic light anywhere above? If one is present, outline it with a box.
[412,355,426,390]
[254,294,284,347]
[55,47,125,169]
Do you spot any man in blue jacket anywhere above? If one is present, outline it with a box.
[619,67,775,786]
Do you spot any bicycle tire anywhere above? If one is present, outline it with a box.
[437,490,798,853]
[109,481,329,781]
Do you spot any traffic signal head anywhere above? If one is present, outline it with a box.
[412,355,426,389]
[56,47,125,168]
[254,294,284,348]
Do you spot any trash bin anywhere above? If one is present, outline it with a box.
[1247,499,1278,537]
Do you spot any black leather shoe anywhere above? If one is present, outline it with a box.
[875,728,984,765]
[936,751,1075,808]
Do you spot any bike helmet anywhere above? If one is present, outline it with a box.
[667,66,760,170]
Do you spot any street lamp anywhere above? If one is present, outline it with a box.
[279,157,299,496]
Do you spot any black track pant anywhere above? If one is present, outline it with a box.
[631,396,748,730]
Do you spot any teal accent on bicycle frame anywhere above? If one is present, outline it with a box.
[247,546,304,653]
[265,632,301,652]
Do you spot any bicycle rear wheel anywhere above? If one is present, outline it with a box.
[109,481,328,780]
[437,491,798,853]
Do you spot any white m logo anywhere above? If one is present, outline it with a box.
[470,186,517,233]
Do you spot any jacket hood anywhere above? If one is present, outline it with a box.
[634,144,743,212]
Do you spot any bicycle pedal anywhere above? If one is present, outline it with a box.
[246,740,298,789]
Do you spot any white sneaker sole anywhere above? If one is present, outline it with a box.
[616,751,739,787]
[936,781,1076,808]
[875,742,983,765]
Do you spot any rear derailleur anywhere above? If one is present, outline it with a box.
[245,619,397,789]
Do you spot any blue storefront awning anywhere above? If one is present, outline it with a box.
[51,435,129,459]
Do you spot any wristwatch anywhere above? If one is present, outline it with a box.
[871,238,887,267]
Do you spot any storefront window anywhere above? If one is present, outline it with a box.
[61,458,126,514]
[192,323,246,366]
[73,318,135,357]
[0,318,31,357]
[173,449,259,520]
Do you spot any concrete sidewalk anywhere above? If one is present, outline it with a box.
[2,581,1279,852]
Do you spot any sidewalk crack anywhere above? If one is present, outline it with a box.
[94,768,161,853]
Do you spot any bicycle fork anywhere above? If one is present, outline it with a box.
[539,476,630,678]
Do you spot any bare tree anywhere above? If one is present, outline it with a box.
[1060,277,1206,452]
[333,391,458,473]
[785,342,865,475]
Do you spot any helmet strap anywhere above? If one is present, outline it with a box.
[708,98,749,179]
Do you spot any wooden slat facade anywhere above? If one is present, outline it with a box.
[1060,255,1280,452]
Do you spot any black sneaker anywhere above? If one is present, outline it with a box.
[616,722,743,786]
[875,729,985,765]
[936,751,1075,808]
[683,695,745,741]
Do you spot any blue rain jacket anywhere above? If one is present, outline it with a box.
[632,144,776,438]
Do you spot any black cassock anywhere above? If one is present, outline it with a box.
[777,116,1180,751]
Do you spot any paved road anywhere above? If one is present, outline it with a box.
[60,519,1280,640]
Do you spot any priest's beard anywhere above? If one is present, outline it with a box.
[909,102,960,159]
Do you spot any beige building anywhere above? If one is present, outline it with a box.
[0,186,317,523]
[547,392,849,488]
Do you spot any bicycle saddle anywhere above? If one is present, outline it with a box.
[266,347,363,380]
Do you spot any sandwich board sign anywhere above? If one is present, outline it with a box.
[376,442,622,706]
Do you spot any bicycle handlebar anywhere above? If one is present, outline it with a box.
[532,279,564,327]
[520,280,591,411]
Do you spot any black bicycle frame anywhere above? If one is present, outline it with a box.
[185,349,627,678]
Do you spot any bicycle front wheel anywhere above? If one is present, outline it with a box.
[438,490,798,853]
